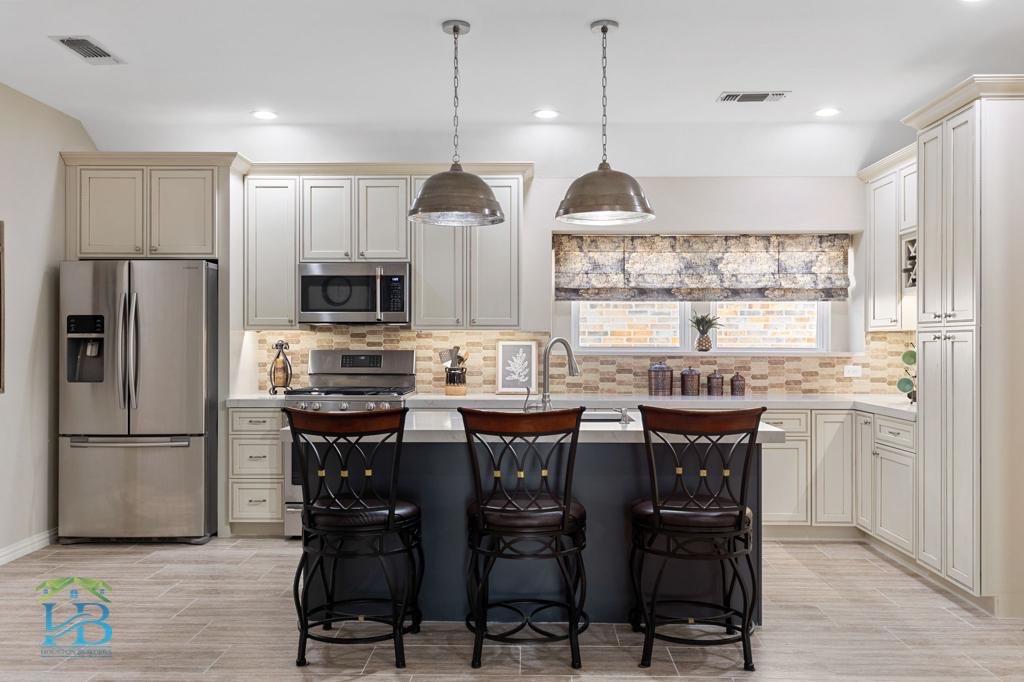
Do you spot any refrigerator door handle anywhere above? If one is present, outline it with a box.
[115,291,127,410]
[127,291,139,410]
[69,436,191,448]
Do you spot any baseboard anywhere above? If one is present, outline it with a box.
[764,525,864,541]
[0,528,57,566]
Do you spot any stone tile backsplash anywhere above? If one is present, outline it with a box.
[254,328,915,396]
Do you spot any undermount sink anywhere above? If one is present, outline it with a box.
[580,409,634,423]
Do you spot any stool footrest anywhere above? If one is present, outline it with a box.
[465,599,590,643]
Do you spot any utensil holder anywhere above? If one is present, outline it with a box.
[445,366,467,396]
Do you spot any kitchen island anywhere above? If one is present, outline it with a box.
[290,410,784,624]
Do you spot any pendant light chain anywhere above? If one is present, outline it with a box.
[451,25,461,165]
[600,25,608,163]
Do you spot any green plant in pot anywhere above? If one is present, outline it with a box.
[690,313,720,352]
[897,348,917,404]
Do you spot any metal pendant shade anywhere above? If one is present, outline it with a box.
[556,20,654,226]
[409,20,504,227]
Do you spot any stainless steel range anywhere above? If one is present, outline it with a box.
[282,349,415,536]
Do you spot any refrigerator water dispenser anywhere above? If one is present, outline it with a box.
[66,314,105,383]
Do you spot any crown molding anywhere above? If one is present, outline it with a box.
[60,151,253,173]
[245,161,534,186]
[857,143,916,182]
[902,74,1024,130]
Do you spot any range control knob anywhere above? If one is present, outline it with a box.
[376,402,391,411]
[297,401,308,410]
[365,402,377,412]
[311,402,322,412]
[337,402,349,412]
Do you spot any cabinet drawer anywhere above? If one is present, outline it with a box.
[230,409,282,434]
[762,411,810,436]
[230,480,283,522]
[230,437,283,477]
[874,415,916,452]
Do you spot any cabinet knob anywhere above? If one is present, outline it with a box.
[471,318,477,324]
[932,334,942,340]
[932,313,941,319]
[946,312,956,319]
[359,250,365,257]
[344,251,350,257]
[890,318,898,323]
[151,246,158,252]
[287,318,294,324]
[455,318,461,324]
[135,246,142,252]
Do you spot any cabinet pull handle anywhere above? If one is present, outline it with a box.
[249,454,268,460]
[890,318,897,323]
[932,334,942,340]
[248,419,268,424]
[248,498,267,504]
[863,420,872,425]
[886,430,901,437]
[932,313,941,319]
[766,421,784,426]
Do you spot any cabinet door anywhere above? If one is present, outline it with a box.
[854,412,875,532]
[412,176,466,328]
[944,105,979,326]
[356,177,410,261]
[79,168,145,256]
[300,177,353,261]
[875,445,915,555]
[812,411,854,525]
[916,332,944,572]
[945,328,979,593]
[245,178,298,328]
[917,124,944,326]
[761,439,810,525]
[867,173,901,330]
[899,163,918,232]
[468,177,519,327]
[149,168,215,257]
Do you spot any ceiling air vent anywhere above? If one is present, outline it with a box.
[50,36,123,65]
[717,91,789,103]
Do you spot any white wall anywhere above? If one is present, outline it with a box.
[0,82,95,557]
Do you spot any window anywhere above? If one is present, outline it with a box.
[572,300,829,353]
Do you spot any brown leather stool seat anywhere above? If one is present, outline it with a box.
[310,499,421,531]
[630,498,752,531]
[469,495,586,532]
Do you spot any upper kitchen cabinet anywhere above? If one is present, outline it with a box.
[78,168,145,256]
[356,177,410,261]
[858,144,916,332]
[62,152,250,261]
[149,169,215,256]
[245,177,298,328]
[300,177,353,261]
[413,175,521,329]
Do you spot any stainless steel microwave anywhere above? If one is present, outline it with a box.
[298,262,410,324]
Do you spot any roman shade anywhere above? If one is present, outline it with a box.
[553,234,851,301]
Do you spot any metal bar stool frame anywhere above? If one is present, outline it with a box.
[284,407,424,669]
[629,406,766,672]
[458,407,589,670]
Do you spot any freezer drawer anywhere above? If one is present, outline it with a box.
[58,436,211,539]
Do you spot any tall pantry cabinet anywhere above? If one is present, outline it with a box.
[903,76,1024,613]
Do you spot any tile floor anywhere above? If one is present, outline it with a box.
[0,539,1022,680]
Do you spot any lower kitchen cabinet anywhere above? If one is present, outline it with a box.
[875,445,915,554]
[227,408,284,524]
[762,439,810,524]
[813,411,855,525]
[854,412,875,532]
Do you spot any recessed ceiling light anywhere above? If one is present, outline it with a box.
[815,107,841,118]
[533,108,560,119]
[251,110,278,120]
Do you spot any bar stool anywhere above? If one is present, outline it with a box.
[284,407,423,669]
[458,407,588,669]
[629,406,766,672]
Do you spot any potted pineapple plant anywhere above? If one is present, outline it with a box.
[690,313,720,352]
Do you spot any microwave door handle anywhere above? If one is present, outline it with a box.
[116,291,127,409]
[375,267,383,322]
[127,292,139,410]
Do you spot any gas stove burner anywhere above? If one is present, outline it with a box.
[285,386,415,397]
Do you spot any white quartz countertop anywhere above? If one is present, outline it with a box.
[228,392,916,421]
[274,409,786,444]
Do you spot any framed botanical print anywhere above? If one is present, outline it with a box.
[496,340,537,394]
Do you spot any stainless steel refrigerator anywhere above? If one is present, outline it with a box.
[58,260,217,542]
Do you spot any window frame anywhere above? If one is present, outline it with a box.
[571,300,831,355]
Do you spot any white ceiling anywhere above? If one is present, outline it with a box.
[1,0,1022,174]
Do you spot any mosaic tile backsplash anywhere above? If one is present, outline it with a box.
[255,329,915,396]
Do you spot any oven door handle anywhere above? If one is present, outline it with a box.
[375,266,383,322]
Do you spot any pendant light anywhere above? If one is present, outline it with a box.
[556,20,654,225]
[409,20,505,227]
